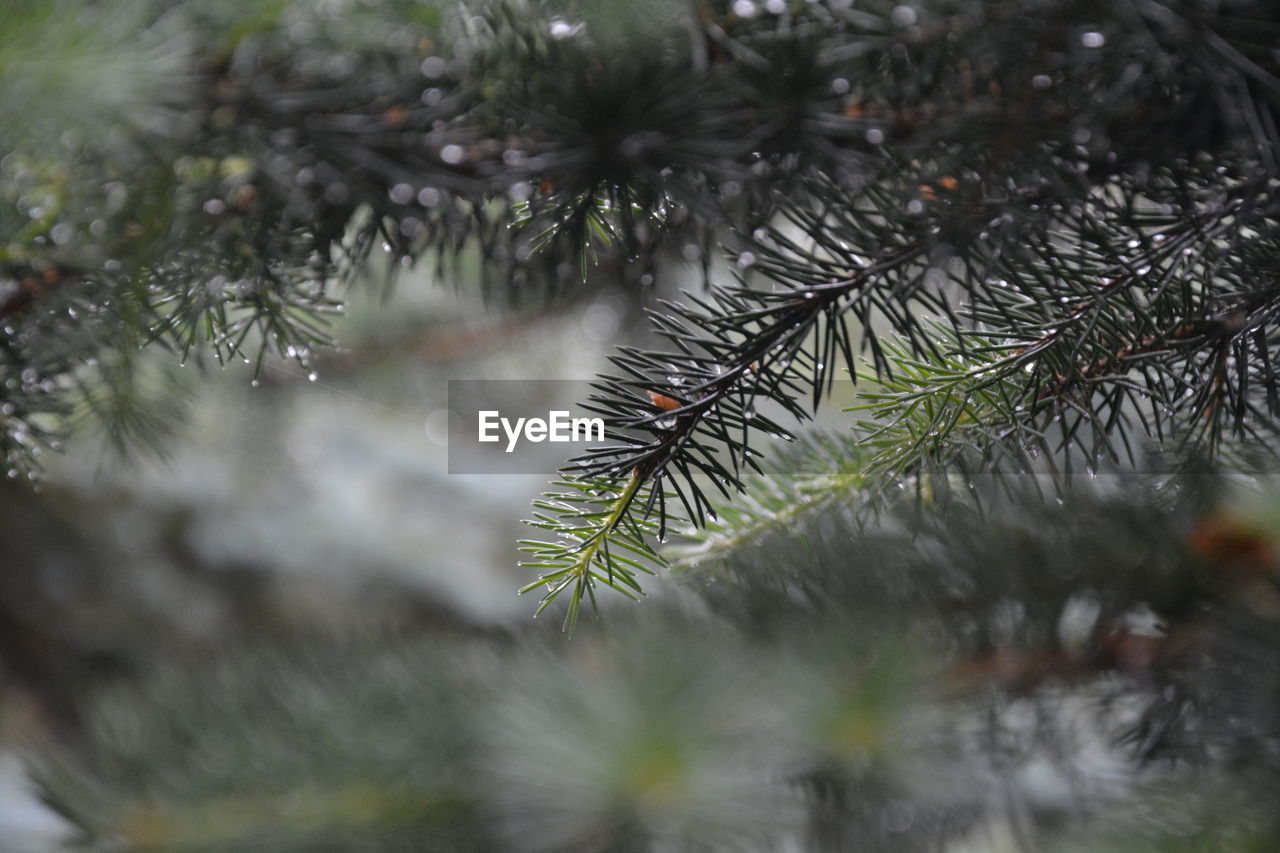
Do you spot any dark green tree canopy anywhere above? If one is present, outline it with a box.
[8,2,1280,851]
[4,0,1280,622]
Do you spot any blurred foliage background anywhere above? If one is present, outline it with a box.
[2,0,1280,851]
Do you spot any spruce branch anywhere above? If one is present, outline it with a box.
[960,173,1280,464]
[521,156,1280,605]
[667,431,874,569]
[518,473,675,631]
[516,206,935,616]
[847,322,1039,479]
[6,0,1280,478]
[843,173,1280,477]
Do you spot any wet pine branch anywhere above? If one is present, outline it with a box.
[518,473,675,631]
[525,162,1280,609]
[5,0,1280,473]
[667,432,875,569]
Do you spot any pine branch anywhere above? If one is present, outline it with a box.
[667,431,873,568]
[846,322,1041,478]
[959,171,1280,466]
[518,473,676,631]
[521,152,1280,603]
[5,0,1280,480]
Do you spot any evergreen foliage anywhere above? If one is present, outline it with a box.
[30,476,1280,850]
[5,0,1280,850]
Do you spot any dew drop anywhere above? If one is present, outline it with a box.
[389,183,414,205]
[420,56,446,78]
[891,5,918,27]
[548,18,582,38]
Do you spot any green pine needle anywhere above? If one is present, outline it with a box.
[518,473,675,632]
